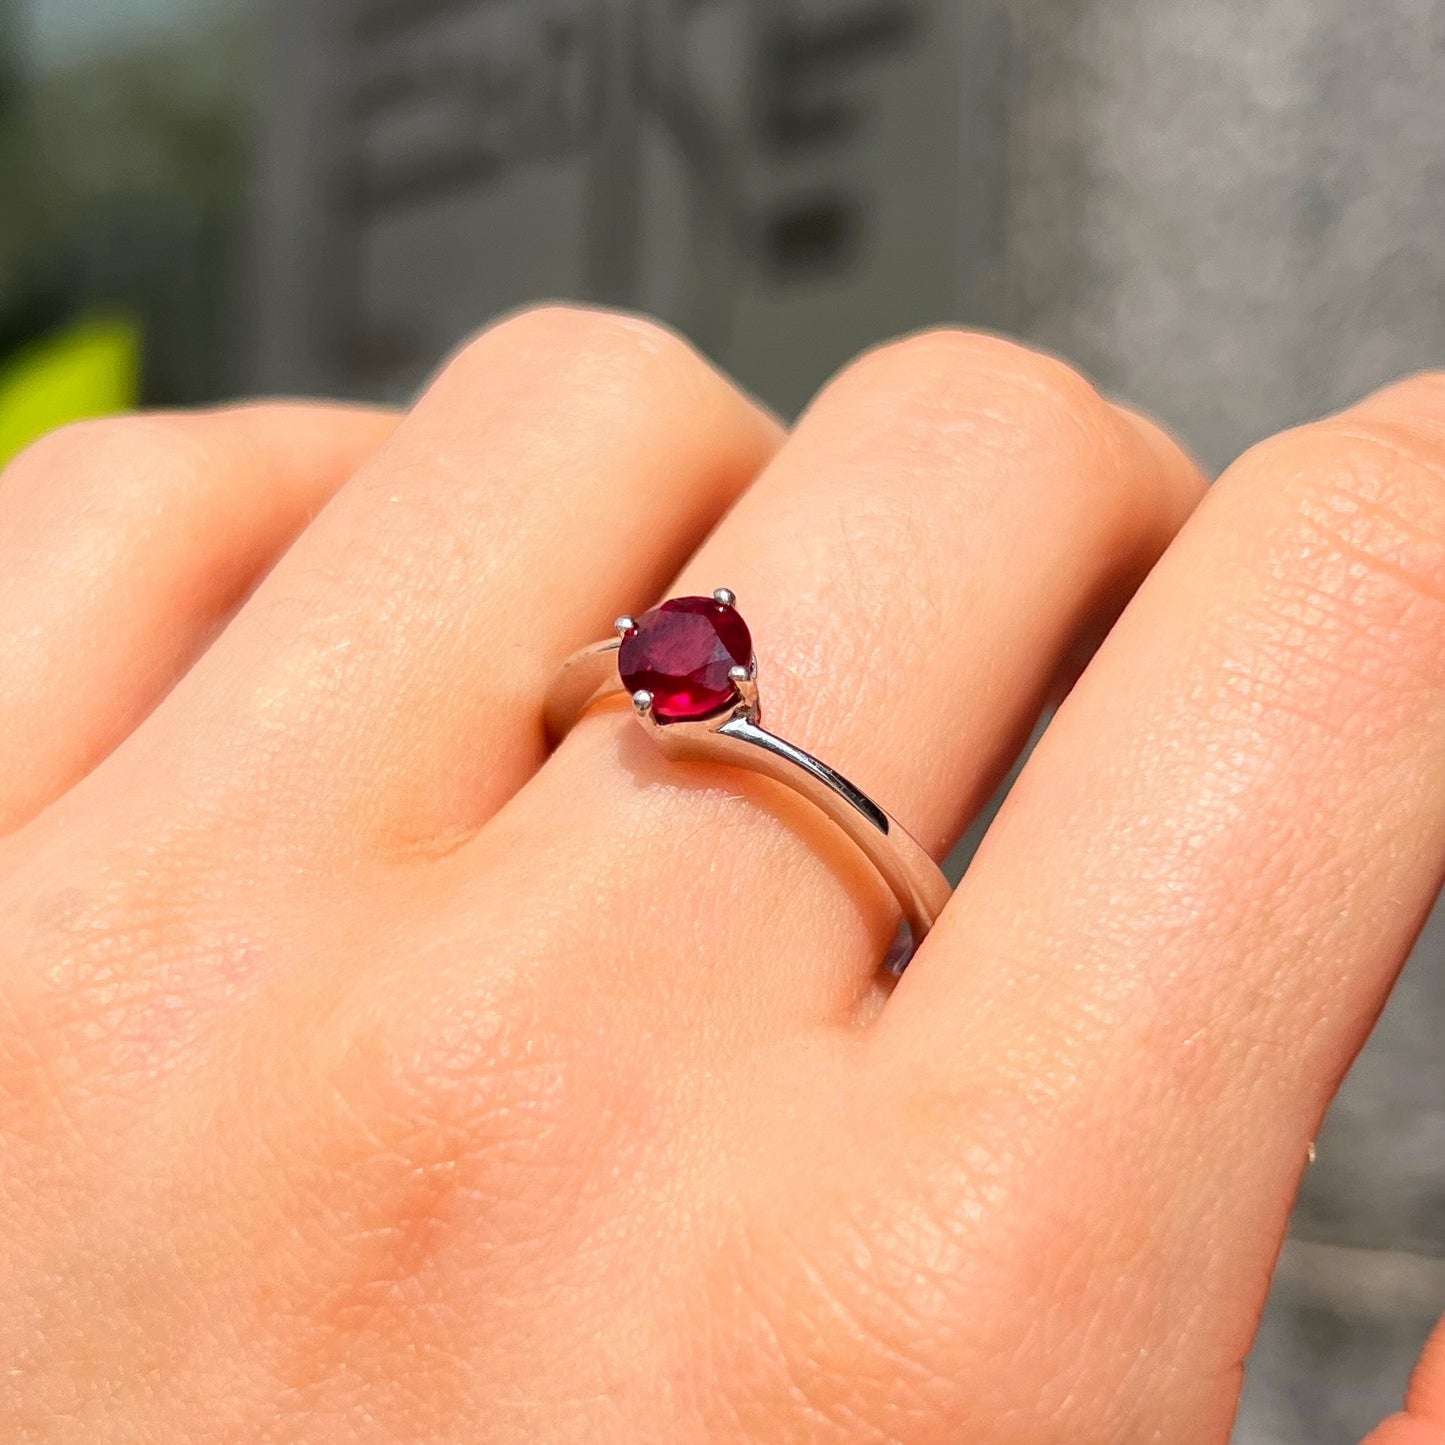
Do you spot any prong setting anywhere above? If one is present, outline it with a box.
[617,594,752,728]
[728,659,761,719]
[713,587,736,607]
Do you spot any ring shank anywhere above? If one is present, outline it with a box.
[544,638,623,744]
[545,639,951,950]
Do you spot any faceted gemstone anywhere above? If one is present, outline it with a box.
[617,596,753,722]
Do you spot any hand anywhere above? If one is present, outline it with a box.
[1,308,1441,1443]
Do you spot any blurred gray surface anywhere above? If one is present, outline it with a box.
[1293,900,1445,1260]
[1235,921,1445,1443]
[253,4,1445,1439]
[1237,1239,1445,1444]
[1004,1,1445,472]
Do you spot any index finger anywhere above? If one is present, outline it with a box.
[881,373,1445,1437]
[1365,1313,1445,1443]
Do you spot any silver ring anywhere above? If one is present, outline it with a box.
[544,589,951,963]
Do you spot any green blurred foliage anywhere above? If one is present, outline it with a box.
[0,2,257,402]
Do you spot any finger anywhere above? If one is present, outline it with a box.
[1367,1314,1445,1444]
[1365,1422,1445,1445]
[1416,1315,1445,1430]
[0,404,395,833]
[883,373,1445,1437]
[468,330,1203,1035]
[84,306,781,864]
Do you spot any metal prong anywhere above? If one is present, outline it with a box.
[631,689,655,717]
[728,662,760,717]
[713,587,736,607]
[615,615,637,637]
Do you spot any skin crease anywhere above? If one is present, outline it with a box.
[0,306,1441,1443]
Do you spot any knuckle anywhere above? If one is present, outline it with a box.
[0,413,215,537]
[0,863,209,1139]
[821,328,1129,510]
[721,1201,1004,1438]
[449,302,711,408]
[263,983,659,1388]
[712,1119,1037,1436]
[243,1042,573,1424]
[0,416,118,485]
[835,327,1113,437]
[809,331,1173,577]
[311,988,637,1239]
[724,1065,1154,1434]
[1245,411,1445,631]
[1364,367,1445,438]
[0,414,201,504]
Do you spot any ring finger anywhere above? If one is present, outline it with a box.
[443,329,1206,1035]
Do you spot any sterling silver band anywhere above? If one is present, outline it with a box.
[544,592,951,955]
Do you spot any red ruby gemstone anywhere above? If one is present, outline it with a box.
[618,596,753,722]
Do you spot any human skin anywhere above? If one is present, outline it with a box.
[0,306,1442,1443]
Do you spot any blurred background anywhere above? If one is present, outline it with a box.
[1,2,1442,1439]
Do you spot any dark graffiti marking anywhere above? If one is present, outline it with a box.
[342,0,920,279]
[756,2,918,152]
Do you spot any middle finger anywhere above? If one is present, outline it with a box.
[471,330,1204,1033]
[56,306,780,869]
